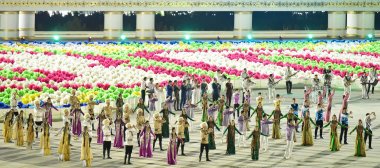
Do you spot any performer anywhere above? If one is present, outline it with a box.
[80,126,93,167]
[207,116,220,150]
[113,115,125,149]
[281,107,300,142]
[221,107,234,143]
[82,113,93,144]
[167,127,177,165]
[261,114,273,152]
[317,89,326,106]
[304,87,313,103]
[211,78,220,101]
[160,104,175,138]
[343,73,356,96]
[312,74,321,103]
[284,120,297,159]
[314,103,325,139]
[339,92,350,121]
[251,101,266,131]
[176,117,186,155]
[290,98,300,132]
[241,68,248,79]
[70,90,84,136]
[237,104,251,147]
[148,94,158,112]
[247,126,262,161]
[102,118,112,159]
[103,99,117,120]
[284,66,293,94]
[256,92,264,107]
[217,95,226,126]
[192,79,201,105]
[26,113,34,149]
[323,65,333,96]
[96,109,107,144]
[87,95,98,131]
[200,94,210,122]
[139,121,155,158]
[180,80,187,110]
[323,114,343,151]
[116,93,124,117]
[123,104,133,124]
[179,109,194,142]
[367,66,378,94]
[10,91,19,121]
[166,80,173,100]
[360,72,369,99]
[233,89,240,118]
[41,97,58,127]
[340,108,352,144]
[184,100,196,131]
[34,100,44,138]
[200,79,208,99]
[40,119,51,156]
[325,89,335,122]
[133,98,150,115]
[141,77,147,104]
[226,78,233,107]
[350,119,371,157]
[173,80,180,111]
[365,112,376,149]
[268,74,276,100]
[269,95,282,139]
[186,78,194,104]
[124,123,136,165]
[300,110,316,146]
[3,110,13,143]
[242,77,254,101]
[224,119,242,155]
[136,109,146,147]
[58,121,71,161]
[14,110,24,147]
[153,113,165,151]
[155,83,164,111]
[199,122,211,162]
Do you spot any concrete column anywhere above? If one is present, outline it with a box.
[136,11,155,40]
[104,11,123,40]
[327,11,346,38]
[357,11,375,38]
[346,11,375,38]
[0,11,19,40]
[19,11,35,39]
[234,11,252,39]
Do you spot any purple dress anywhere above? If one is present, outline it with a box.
[238,115,245,132]
[286,124,296,141]
[184,104,196,118]
[167,135,177,165]
[41,102,58,126]
[71,109,84,136]
[96,115,105,144]
[261,119,273,136]
[222,109,234,126]
[208,106,218,120]
[113,119,125,148]
[233,93,240,105]
[139,126,155,158]
[149,98,158,111]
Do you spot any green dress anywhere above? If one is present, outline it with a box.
[201,96,208,122]
[180,113,194,142]
[248,130,260,160]
[324,120,342,151]
[216,99,225,126]
[207,120,220,150]
[224,125,241,155]
[160,109,174,138]
[351,125,367,157]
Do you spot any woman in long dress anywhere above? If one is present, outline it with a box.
[223,120,242,155]
[160,104,175,138]
[41,97,58,126]
[14,110,24,147]
[3,110,13,143]
[40,120,51,156]
[58,121,71,161]
[323,114,342,151]
[81,126,93,167]
[113,115,125,148]
[96,110,106,144]
[207,116,220,150]
[167,127,177,165]
[350,119,369,157]
[155,83,164,112]
[300,110,316,146]
[139,121,156,158]
[217,96,226,127]
[26,113,34,149]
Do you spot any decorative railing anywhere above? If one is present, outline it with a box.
[0,0,379,11]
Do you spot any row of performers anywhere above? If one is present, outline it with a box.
[3,98,375,167]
